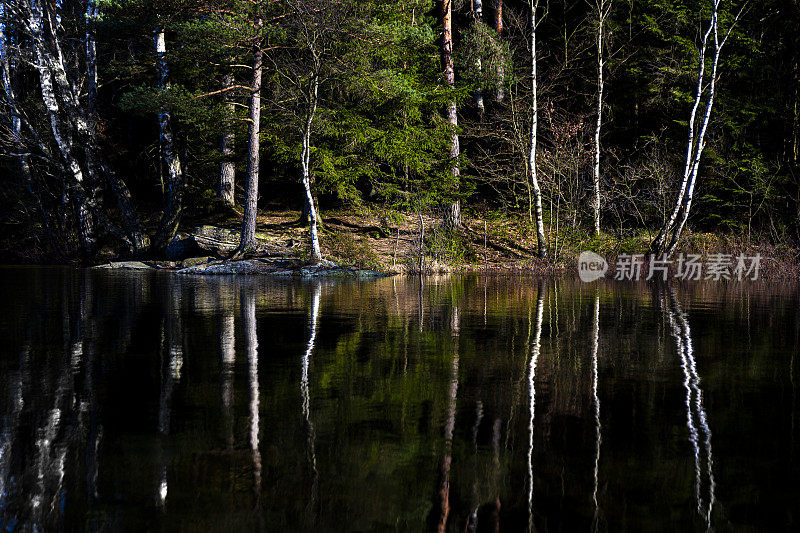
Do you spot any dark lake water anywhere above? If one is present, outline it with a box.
[1,267,799,531]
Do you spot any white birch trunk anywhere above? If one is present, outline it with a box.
[529,0,547,258]
[665,0,724,255]
[651,1,717,254]
[301,71,323,263]
[592,0,610,237]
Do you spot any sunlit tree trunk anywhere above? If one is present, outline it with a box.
[442,0,461,229]
[529,0,547,258]
[153,28,184,250]
[218,72,236,206]
[473,0,485,118]
[592,0,611,237]
[238,18,264,255]
[301,70,323,263]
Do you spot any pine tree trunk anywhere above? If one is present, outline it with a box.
[442,0,461,229]
[153,29,184,250]
[218,72,236,206]
[494,0,504,102]
[238,20,263,254]
[529,0,547,258]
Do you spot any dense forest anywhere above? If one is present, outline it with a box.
[1,0,798,264]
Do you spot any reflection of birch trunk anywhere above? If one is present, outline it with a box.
[591,292,601,529]
[220,311,236,450]
[665,287,715,528]
[156,280,183,508]
[436,306,460,533]
[527,286,544,533]
[301,283,322,520]
[241,287,262,506]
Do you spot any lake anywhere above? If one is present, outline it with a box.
[0,267,798,531]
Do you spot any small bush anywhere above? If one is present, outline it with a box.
[325,232,380,269]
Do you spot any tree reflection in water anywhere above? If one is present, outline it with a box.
[665,286,716,529]
[591,291,602,531]
[301,282,322,523]
[527,283,544,533]
[0,272,797,531]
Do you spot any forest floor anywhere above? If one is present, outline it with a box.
[3,205,799,280]
[177,206,800,280]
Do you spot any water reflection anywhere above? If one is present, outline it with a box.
[0,270,798,531]
[301,282,321,522]
[591,291,601,530]
[527,284,544,532]
[434,304,460,533]
[664,287,716,529]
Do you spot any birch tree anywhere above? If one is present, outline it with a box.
[271,0,353,263]
[29,0,97,256]
[529,0,548,258]
[650,0,742,255]
[591,0,611,237]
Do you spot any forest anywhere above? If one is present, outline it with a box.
[1,0,798,267]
